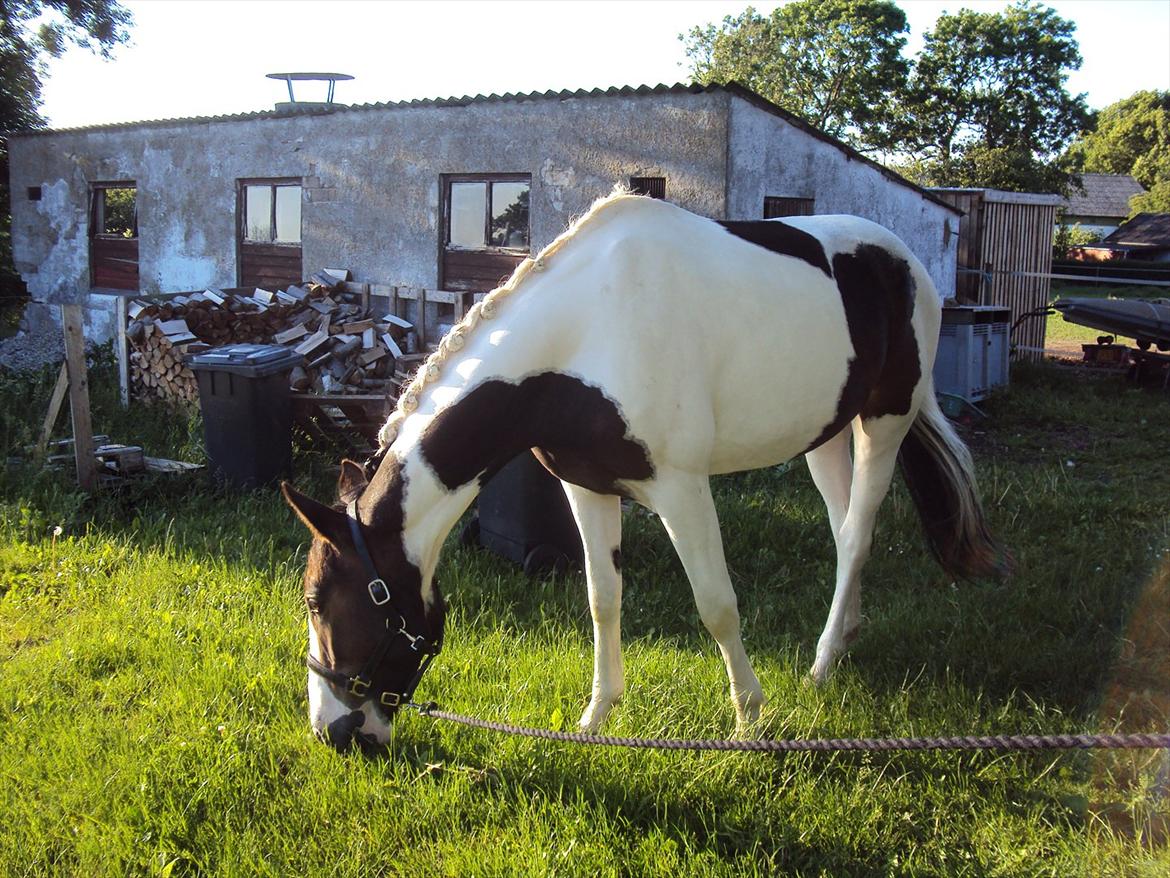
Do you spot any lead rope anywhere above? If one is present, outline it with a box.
[403,703,1169,753]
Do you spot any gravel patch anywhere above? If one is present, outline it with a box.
[0,326,66,373]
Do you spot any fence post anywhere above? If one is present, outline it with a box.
[61,303,99,492]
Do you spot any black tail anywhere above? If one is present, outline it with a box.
[898,394,1011,580]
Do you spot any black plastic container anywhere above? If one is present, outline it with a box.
[187,344,303,489]
[465,451,584,576]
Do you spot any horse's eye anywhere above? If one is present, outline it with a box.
[306,596,321,615]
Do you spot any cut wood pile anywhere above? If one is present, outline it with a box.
[125,273,424,405]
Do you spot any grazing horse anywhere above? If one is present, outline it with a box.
[282,191,1006,750]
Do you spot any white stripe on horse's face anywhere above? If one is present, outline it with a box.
[306,624,392,746]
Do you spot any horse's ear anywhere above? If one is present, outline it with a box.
[281,481,348,545]
[337,459,368,502]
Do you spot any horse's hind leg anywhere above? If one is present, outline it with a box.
[560,483,625,732]
[804,427,858,640]
[810,415,911,684]
[642,469,765,732]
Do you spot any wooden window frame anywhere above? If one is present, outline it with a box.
[763,196,815,218]
[440,173,532,256]
[238,178,303,247]
[630,176,666,199]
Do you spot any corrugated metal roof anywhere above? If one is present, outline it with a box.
[9,80,958,213]
[1062,173,1145,219]
[1103,212,1170,248]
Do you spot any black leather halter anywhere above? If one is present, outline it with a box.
[305,500,440,712]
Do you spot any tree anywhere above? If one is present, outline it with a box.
[680,0,909,152]
[1066,90,1170,216]
[894,1,1087,193]
[0,1,133,297]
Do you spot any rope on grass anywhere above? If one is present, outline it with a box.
[405,703,1170,753]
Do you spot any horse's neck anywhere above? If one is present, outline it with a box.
[364,313,559,586]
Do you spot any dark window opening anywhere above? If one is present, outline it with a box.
[441,174,531,292]
[27,186,42,201]
[90,183,139,290]
[630,176,666,199]
[764,196,815,218]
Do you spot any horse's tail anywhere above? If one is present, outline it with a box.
[898,393,1011,580]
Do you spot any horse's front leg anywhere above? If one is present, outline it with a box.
[644,470,765,734]
[561,483,624,732]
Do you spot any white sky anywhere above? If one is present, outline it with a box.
[36,0,1170,130]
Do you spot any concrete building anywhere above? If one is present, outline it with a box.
[8,82,960,339]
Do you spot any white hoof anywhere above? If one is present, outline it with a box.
[578,697,617,733]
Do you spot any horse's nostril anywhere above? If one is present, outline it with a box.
[324,710,365,751]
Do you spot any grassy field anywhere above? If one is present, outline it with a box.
[1,351,1168,876]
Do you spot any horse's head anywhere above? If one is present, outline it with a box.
[282,458,445,751]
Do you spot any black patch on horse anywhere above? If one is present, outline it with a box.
[718,220,833,278]
[804,243,921,452]
[420,372,655,495]
[611,548,622,573]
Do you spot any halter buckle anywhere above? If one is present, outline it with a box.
[380,691,402,708]
[347,676,371,697]
[367,578,391,606]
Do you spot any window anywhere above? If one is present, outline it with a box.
[764,196,815,218]
[242,181,302,243]
[630,176,666,199]
[93,184,138,238]
[90,182,139,290]
[238,179,304,289]
[440,174,531,292]
[445,177,530,251]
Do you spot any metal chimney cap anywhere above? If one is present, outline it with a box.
[266,72,354,105]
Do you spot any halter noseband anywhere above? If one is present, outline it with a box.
[305,499,441,712]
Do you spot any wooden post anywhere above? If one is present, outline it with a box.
[115,293,130,407]
[61,304,99,492]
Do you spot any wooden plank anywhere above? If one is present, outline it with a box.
[274,323,309,344]
[115,294,130,407]
[61,304,99,492]
[35,362,70,460]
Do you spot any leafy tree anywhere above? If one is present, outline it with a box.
[1066,90,1170,216]
[0,1,133,298]
[680,0,909,151]
[895,1,1087,193]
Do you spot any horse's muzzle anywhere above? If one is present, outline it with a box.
[321,710,367,752]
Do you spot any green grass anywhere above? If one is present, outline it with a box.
[1,354,1168,876]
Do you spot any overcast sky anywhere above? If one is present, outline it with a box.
[36,0,1170,130]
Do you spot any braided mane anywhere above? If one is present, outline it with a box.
[376,186,640,451]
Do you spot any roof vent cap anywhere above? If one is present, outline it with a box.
[267,72,353,113]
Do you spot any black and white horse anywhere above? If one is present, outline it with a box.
[282,191,1006,750]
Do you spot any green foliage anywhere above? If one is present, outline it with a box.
[680,0,909,151]
[0,0,134,296]
[1067,90,1170,192]
[1,352,1168,873]
[1052,220,1101,257]
[896,1,1087,193]
[1129,180,1170,216]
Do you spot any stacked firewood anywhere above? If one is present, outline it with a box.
[126,274,419,405]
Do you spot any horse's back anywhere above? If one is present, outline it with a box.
[528,198,939,474]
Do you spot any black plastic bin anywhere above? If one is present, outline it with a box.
[187,344,303,489]
[465,450,584,576]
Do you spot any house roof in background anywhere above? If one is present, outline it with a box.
[1062,173,1145,219]
[1103,212,1170,248]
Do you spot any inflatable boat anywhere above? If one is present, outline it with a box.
[1051,297,1170,351]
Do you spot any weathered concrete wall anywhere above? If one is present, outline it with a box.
[9,90,730,317]
[726,97,959,299]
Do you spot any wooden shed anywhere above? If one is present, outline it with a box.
[931,189,1062,359]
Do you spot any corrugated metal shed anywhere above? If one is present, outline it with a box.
[931,188,1062,360]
